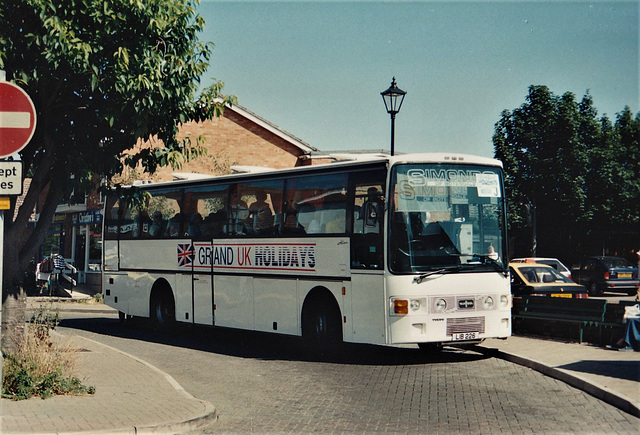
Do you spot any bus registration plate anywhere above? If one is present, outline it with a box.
[453,332,477,341]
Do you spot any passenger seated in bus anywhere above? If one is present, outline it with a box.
[295,199,319,233]
[297,202,320,233]
[247,190,272,234]
[166,213,183,237]
[325,211,346,233]
[133,210,151,238]
[187,213,203,238]
[228,186,249,235]
[282,192,305,234]
[203,210,227,237]
[149,211,166,237]
[306,217,321,233]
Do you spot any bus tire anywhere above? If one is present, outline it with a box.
[302,291,342,349]
[150,286,176,329]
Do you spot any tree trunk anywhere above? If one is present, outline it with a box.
[1,248,26,353]
[2,165,65,354]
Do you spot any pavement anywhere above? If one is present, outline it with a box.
[1,288,638,434]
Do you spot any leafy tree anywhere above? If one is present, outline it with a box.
[585,108,640,252]
[0,0,234,350]
[494,85,640,264]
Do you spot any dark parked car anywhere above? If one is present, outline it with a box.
[571,256,639,296]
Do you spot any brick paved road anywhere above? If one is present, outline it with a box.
[60,314,640,433]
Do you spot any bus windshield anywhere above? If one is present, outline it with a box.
[388,163,506,274]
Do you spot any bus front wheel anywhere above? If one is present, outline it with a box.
[302,294,342,348]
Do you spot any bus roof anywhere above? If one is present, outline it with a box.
[387,152,503,168]
[121,152,503,190]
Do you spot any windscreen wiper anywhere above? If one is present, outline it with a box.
[467,253,508,276]
[413,265,463,284]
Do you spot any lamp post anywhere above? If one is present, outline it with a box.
[381,77,406,156]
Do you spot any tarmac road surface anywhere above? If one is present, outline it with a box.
[52,311,639,434]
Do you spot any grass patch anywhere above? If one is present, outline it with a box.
[74,292,104,305]
[2,307,95,400]
[92,292,104,303]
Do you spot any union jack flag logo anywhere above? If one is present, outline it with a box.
[177,243,194,268]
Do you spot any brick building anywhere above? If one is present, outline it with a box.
[126,102,318,182]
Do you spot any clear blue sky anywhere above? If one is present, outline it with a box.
[198,1,638,158]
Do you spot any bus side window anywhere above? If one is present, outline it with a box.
[239,180,284,236]
[183,185,229,239]
[283,173,347,235]
[318,193,346,234]
[104,197,123,240]
[146,189,183,238]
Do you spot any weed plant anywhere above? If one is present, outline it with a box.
[2,306,95,400]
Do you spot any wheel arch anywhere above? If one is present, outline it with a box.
[301,286,342,318]
[149,278,174,307]
[301,285,343,340]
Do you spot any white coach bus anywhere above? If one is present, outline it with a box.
[102,153,511,349]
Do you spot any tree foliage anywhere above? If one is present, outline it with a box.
[493,85,640,263]
[0,0,234,279]
[0,0,235,350]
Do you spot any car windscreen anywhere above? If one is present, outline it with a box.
[602,258,633,269]
[518,266,570,284]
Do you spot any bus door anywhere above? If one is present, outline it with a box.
[192,241,214,325]
[349,174,386,344]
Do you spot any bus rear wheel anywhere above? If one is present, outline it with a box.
[151,290,175,328]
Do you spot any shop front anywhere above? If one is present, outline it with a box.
[71,209,103,290]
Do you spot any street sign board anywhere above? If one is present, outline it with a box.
[0,82,37,158]
[0,160,23,195]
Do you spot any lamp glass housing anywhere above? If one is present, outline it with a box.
[381,78,406,115]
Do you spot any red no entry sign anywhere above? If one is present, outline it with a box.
[0,82,37,158]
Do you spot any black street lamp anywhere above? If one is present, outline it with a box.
[381,77,406,156]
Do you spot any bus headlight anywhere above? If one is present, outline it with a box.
[410,300,421,311]
[500,295,509,308]
[435,298,447,312]
[483,296,494,309]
